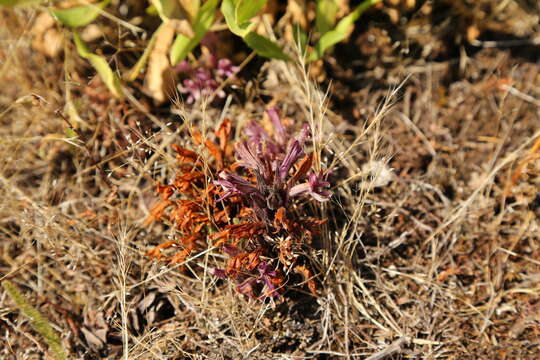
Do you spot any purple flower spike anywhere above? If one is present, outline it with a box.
[215,171,258,200]
[257,261,280,298]
[212,268,227,279]
[235,141,264,171]
[173,60,192,73]
[217,59,239,78]
[258,261,277,277]
[178,60,232,103]
[237,277,258,299]
[267,107,287,145]
[278,140,304,180]
[244,120,271,146]
[180,69,219,104]
[289,170,332,202]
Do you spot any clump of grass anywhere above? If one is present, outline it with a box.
[2,280,67,360]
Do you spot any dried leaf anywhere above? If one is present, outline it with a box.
[287,0,307,29]
[294,264,317,295]
[145,21,177,102]
[80,327,105,350]
[31,12,64,58]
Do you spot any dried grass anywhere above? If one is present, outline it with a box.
[1,5,540,360]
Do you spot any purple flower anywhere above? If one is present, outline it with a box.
[267,107,286,145]
[179,68,221,104]
[173,60,192,72]
[289,170,332,202]
[278,140,304,180]
[217,107,331,221]
[217,59,239,78]
[236,277,258,299]
[176,57,237,104]
[235,261,281,299]
[244,120,271,145]
[235,140,274,182]
[256,261,280,298]
[215,171,258,200]
[212,268,227,279]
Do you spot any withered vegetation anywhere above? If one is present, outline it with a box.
[1,2,540,359]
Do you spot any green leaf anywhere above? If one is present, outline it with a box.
[170,0,219,65]
[243,32,290,61]
[73,32,123,98]
[222,0,288,60]
[221,0,253,37]
[65,126,79,138]
[311,0,380,61]
[50,0,110,28]
[145,4,158,16]
[235,0,266,25]
[150,0,176,21]
[151,0,199,22]
[2,281,67,360]
[0,0,43,6]
[315,0,338,35]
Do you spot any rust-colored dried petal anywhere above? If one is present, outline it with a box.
[168,245,194,265]
[210,222,265,245]
[294,264,317,295]
[144,200,174,226]
[156,182,175,200]
[245,247,263,271]
[289,153,313,185]
[225,247,264,277]
[216,118,232,151]
[146,240,178,259]
[172,144,198,163]
[205,139,223,169]
[191,129,202,145]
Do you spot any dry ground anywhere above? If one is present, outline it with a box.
[1,2,540,359]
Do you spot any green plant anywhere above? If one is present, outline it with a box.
[2,281,67,360]
[309,0,381,61]
[0,0,380,98]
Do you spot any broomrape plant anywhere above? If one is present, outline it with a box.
[146,107,332,300]
[174,54,239,104]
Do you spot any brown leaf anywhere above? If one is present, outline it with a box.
[294,264,317,295]
[31,13,63,58]
[172,144,199,163]
[144,200,174,226]
[289,153,313,185]
[145,22,177,102]
[170,18,195,38]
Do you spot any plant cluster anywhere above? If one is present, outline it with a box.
[0,0,380,101]
[174,53,239,104]
[145,108,331,300]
